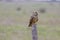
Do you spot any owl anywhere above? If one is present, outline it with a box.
[28,12,38,27]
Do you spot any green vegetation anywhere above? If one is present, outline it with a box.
[0,2,60,40]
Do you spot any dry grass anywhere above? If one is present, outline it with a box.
[0,2,60,40]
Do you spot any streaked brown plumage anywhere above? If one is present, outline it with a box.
[28,12,38,27]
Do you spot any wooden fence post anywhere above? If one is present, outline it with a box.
[32,24,38,40]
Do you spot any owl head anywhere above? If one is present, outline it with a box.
[33,11,38,16]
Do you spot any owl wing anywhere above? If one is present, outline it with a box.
[28,16,34,27]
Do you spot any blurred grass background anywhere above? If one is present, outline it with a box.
[0,2,60,40]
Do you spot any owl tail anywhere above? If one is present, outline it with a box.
[28,23,32,27]
[28,22,32,27]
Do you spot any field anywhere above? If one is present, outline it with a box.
[0,2,60,40]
